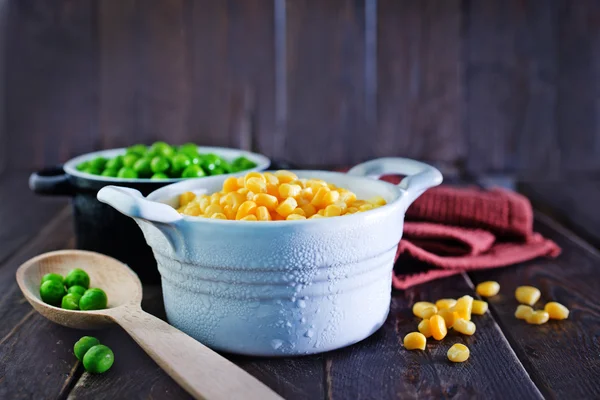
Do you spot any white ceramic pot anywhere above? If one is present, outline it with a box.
[97,157,442,356]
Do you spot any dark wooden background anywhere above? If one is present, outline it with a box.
[1,0,600,178]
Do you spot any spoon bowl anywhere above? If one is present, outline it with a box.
[16,249,282,400]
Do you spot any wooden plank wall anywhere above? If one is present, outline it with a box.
[2,0,600,178]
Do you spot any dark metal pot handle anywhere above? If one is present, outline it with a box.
[29,165,74,196]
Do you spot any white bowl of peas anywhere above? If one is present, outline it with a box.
[97,157,443,356]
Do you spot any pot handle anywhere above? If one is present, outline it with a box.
[29,166,74,196]
[347,157,443,209]
[97,186,183,224]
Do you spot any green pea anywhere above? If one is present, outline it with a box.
[89,157,108,171]
[170,153,191,176]
[83,166,103,175]
[190,155,202,166]
[40,280,66,306]
[133,158,153,178]
[80,288,108,311]
[181,165,206,178]
[122,153,140,169]
[101,168,118,177]
[150,156,170,174]
[232,156,257,171]
[76,161,90,171]
[105,155,124,170]
[210,167,226,175]
[149,141,175,158]
[178,143,199,157]
[61,293,82,310]
[219,160,232,173]
[117,167,138,179]
[83,345,114,374]
[68,285,87,297]
[151,173,169,180]
[126,144,147,157]
[41,273,63,285]
[64,268,90,289]
[74,336,101,361]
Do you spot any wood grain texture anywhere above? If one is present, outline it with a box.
[284,0,369,166]
[469,214,600,399]
[376,0,463,165]
[5,0,97,169]
[325,273,542,399]
[465,0,561,177]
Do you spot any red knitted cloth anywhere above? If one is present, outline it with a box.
[377,176,561,289]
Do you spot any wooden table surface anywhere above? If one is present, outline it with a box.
[1,172,599,400]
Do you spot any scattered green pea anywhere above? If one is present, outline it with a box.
[74,336,101,361]
[61,293,82,310]
[80,288,108,311]
[151,173,169,180]
[170,153,191,176]
[68,285,87,297]
[122,153,140,168]
[105,155,123,170]
[178,143,199,157]
[101,168,118,177]
[83,345,114,374]
[126,144,147,156]
[150,156,170,174]
[40,280,66,306]
[41,273,63,285]
[149,141,175,158]
[133,157,153,178]
[76,161,90,171]
[117,167,138,179]
[182,165,206,178]
[89,157,108,171]
[64,268,90,289]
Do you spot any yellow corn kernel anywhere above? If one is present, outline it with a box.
[333,200,348,213]
[266,183,279,197]
[317,209,325,216]
[244,172,265,186]
[515,286,541,306]
[276,197,298,218]
[296,197,309,206]
[324,204,342,217]
[476,281,500,297]
[515,305,534,320]
[340,191,357,205]
[271,212,285,221]
[256,206,271,221]
[279,183,302,199]
[403,332,426,351]
[300,188,314,200]
[346,207,359,214]
[223,204,236,220]
[311,187,330,207]
[544,302,569,320]
[351,200,367,207]
[413,302,438,319]
[198,197,210,213]
[369,196,386,206]
[274,170,297,184]
[253,193,279,210]
[307,179,327,192]
[526,310,549,325]
[472,300,488,315]
[237,176,245,187]
[447,343,470,363]
[222,177,239,192]
[300,203,317,218]
[240,214,257,221]
[237,187,250,197]
[210,213,227,220]
[210,193,221,205]
[221,192,245,208]
[290,179,307,188]
[246,177,267,194]
[453,295,473,321]
[322,190,340,206]
[429,315,448,340]
[435,299,457,310]
[182,203,202,216]
[263,172,279,186]
[204,204,223,218]
[179,192,196,207]
[437,309,458,329]
[359,203,374,212]
[235,201,257,220]
[453,318,476,335]
[246,191,256,201]
[309,214,325,219]
[291,208,306,216]
[287,214,306,221]
[418,319,432,338]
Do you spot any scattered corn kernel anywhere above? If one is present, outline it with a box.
[453,318,476,335]
[322,190,340,205]
[222,177,239,192]
[472,300,488,315]
[476,281,500,297]
[291,208,306,216]
[403,332,427,351]
[204,204,223,218]
[418,319,432,338]
[246,177,267,194]
[526,310,550,325]
[429,315,448,340]
[279,183,302,198]
[515,286,541,306]
[413,302,438,319]
[515,305,534,320]
[287,214,306,221]
[235,201,257,220]
[311,187,330,207]
[453,295,473,321]
[447,343,470,363]
[324,204,342,217]
[274,170,297,184]
[179,192,196,207]
[256,206,271,221]
[240,214,257,221]
[210,213,227,220]
[276,197,298,218]
[435,299,457,310]
[544,302,569,320]
[437,309,458,329]
[253,193,279,210]
[369,196,386,206]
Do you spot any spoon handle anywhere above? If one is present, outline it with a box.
[111,306,282,400]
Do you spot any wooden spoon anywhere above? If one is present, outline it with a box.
[16,249,282,400]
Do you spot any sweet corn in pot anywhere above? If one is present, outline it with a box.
[176,170,387,220]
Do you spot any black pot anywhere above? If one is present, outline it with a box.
[29,147,278,284]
